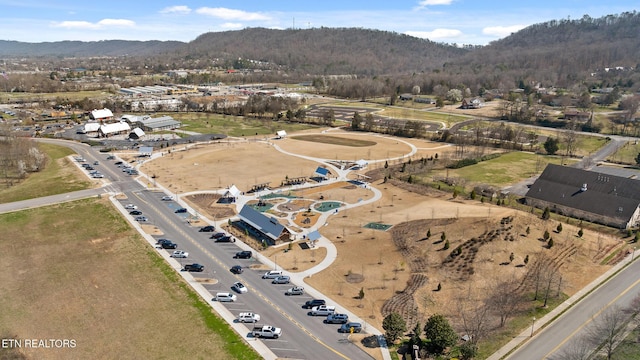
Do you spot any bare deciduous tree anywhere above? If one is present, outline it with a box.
[586,305,629,360]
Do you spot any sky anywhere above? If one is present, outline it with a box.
[0,0,638,46]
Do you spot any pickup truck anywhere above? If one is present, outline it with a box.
[309,305,336,316]
[251,325,282,339]
[285,286,304,296]
[237,312,261,323]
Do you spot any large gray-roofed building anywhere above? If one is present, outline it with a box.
[137,116,181,131]
[237,205,290,245]
[121,114,181,132]
[525,164,640,229]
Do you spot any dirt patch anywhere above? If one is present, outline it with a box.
[141,224,163,235]
[263,244,327,272]
[185,193,237,220]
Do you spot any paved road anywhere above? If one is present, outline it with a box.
[7,137,385,360]
[498,255,640,359]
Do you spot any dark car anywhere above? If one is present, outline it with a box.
[184,263,204,272]
[129,210,142,215]
[209,232,226,239]
[215,236,235,243]
[157,239,178,249]
[303,299,326,309]
[234,251,252,259]
[199,225,216,232]
[324,313,349,324]
[174,207,188,213]
[230,265,243,274]
[114,161,123,165]
[339,322,362,333]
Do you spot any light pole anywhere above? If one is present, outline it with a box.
[633,246,637,262]
[274,255,277,271]
[530,317,536,337]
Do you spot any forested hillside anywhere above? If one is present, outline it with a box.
[180,27,468,75]
[0,39,184,57]
[1,11,639,84]
[447,11,640,88]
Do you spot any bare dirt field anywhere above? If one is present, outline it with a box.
[138,130,627,358]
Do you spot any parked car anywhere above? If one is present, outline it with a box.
[272,276,290,284]
[91,173,104,178]
[213,292,237,302]
[339,322,362,333]
[114,161,123,165]
[262,270,283,279]
[215,236,235,243]
[129,210,142,215]
[230,265,244,274]
[183,263,204,272]
[124,204,137,210]
[285,286,304,296]
[232,281,248,294]
[237,312,260,323]
[171,250,189,258]
[324,313,349,324]
[159,240,178,249]
[209,232,226,239]
[134,216,148,222]
[234,251,252,259]
[174,207,188,213]
[310,305,336,316]
[199,225,215,232]
[106,155,115,160]
[161,196,173,201]
[93,161,99,165]
[303,299,326,309]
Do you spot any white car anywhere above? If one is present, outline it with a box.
[232,281,248,294]
[161,196,173,201]
[171,250,189,258]
[213,292,237,302]
[124,204,137,210]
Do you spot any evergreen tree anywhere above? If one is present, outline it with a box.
[382,312,407,343]
[423,314,458,355]
[556,223,563,233]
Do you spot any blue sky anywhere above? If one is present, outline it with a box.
[0,0,638,45]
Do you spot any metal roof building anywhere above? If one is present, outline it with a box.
[525,164,640,229]
[90,108,113,121]
[237,205,290,244]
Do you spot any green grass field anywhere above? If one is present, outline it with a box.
[162,112,317,136]
[0,143,92,203]
[0,198,259,360]
[608,140,640,164]
[433,152,571,188]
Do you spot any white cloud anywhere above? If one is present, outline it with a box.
[482,25,527,37]
[220,22,243,30]
[415,0,454,10]
[97,19,135,27]
[52,19,135,30]
[160,6,191,15]
[196,7,269,21]
[405,28,462,40]
[53,21,97,29]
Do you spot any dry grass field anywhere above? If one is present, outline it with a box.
[0,198,256,360]
[135,130,627,358]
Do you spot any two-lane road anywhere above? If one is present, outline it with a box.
[506,257,640,359]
